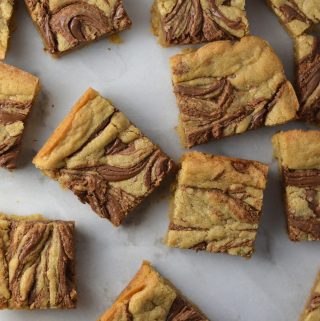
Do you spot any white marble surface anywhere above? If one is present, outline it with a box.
[1,1,319,320]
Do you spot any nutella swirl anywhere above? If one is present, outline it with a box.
[283,168,320,187]
[279,3,306,23]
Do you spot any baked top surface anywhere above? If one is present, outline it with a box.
[268,0,320,37]
[33,88,174,226]
[98,261,208,321]
[166,152,268,257]
[170,35,298,147]
[0,63,39,169]
[151,0,249,46]
[24,0,132,55]
[0,0,14,60]
[0,214,76,309]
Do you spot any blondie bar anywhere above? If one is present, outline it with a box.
[33,88,175,226]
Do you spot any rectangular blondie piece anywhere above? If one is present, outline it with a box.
[0,0,14,59]
[170,35,298,148]
[0,62,39,169]
[24,0,132,56]
[299,271,320,321]
[0,214,76,309]
[273,130,320,241]
[98,261,209,321]
[267,0,320,37]
[33,88,175,227]
[294,34,320,124]
[165,152,268,258]
[151,0,249,46]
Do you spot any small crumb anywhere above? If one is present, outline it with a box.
[51,104,55,108]
[108,34,123,45]
[107,48,111,51]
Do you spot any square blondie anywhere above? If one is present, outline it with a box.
[0,0,14,59]
[267,0,320,37]
[33,88,175,227]
[294,34,320,124]
[151,0,249,46]
[24,0,132,56]
[0,62,39,169]
[0,214,76,309]
[170,36,298,148]
[299,271,320,321]
[273,130,320,241]
[165,152,268,258]
[97,261,209,321]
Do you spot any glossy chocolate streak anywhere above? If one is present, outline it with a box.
[283,168,320,187]
[167,296,207,321]
[305,189,320,217]
[298,38,320,104]
[279,3,306,23]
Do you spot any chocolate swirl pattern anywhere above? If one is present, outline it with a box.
[166,152,268,258]
[152,0,248,46]
[24,0,132,55]
[0,216,76,309]
[97,262,208,321]
[33,88,175,226]
[171,36,298,148]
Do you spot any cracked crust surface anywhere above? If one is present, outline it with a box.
[24,0,132,56]
[0,0,14,59]
[170,35,298,148]
[33,88,175,226]
[267,0,320,37]
[98,261,209,321]
[299,271,320,321]
[0,214,77,309]
[151,0,249,46]
[165,152,268,258]
[273,130,320,241]
[0,62,40,170]
[294,34,320,124]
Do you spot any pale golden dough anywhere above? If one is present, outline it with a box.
[272,130,320,170]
